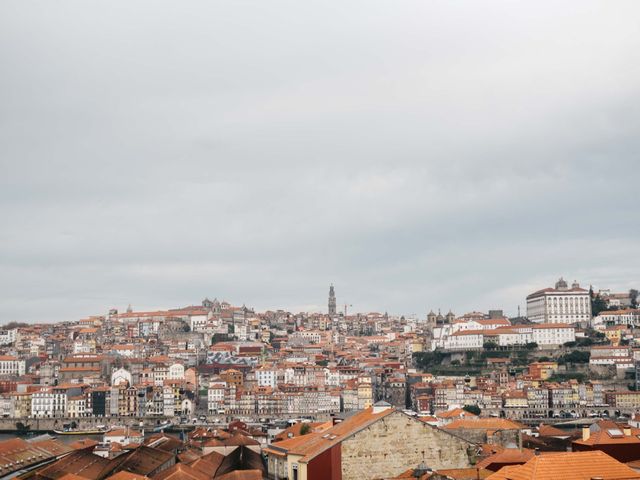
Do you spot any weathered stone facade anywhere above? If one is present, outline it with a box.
[340,411,473,480]
[450,427,521,448]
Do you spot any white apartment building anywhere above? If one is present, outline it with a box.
[452,318,511,332]
[0,395,14,417]
[526,277,591,324]
[162,385,175,417]
[168,363,185,380]
[590,346,630,358]
[31,390,67,418]
[324,368,340,387]
[438,324,575,351]
[593,309,640,329]
[531,324,575,345]
[255,367,278,388]
[189,314,209,332]
[443,331,484,350]
[290,331,323,345]
[0,329,17,346]
[492,329,533,347]
[0,356,26,376]
[207,381,226,414]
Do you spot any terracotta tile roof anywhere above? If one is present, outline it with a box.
[215,470,263,480]
[143,435,183,453]
[116,446,174,475]
[177,449,202,464]
[0,437,74,477]
[437,467,494,479]
[105,472,150,480]
[31,439,75,456]
[273,421,332,442]
[536,424,569,438]
[223,432,260,447]
[151,463,209,480]
[487,450,640,480]
[444,418,525,431]
[573,426,640,447]
[186,451,225,476]
[35,450,113,479]
[263,432,319,457]
[476,448,537,471]
[438,408,478,419]
[69,439,99,450]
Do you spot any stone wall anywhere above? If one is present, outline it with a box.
[0,415,172,432]
[340,411,473,480]
[444,427,521,448]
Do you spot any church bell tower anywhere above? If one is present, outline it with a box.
[328,284,337,316]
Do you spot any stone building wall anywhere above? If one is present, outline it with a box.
[444,427,521,448]
[340,411,473,480]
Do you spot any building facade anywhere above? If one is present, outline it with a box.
[526,278,591,324]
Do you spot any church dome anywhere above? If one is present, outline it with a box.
[555,277,568,290]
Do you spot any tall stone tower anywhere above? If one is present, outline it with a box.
[328,284,337,316]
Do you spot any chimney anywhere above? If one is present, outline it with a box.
[534,448,540,456]
[582,425,590,441]
[624,425,632,436]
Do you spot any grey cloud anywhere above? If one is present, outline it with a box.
[1,0,639,322]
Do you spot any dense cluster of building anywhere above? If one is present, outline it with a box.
[0,279,638,478]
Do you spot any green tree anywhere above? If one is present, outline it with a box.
[630,289,639,309]
[591,292,609,317]
[413,351,446,370]
[15,422,29,432]
[576,337,593,347]
[559,350,590,365]
[300,423,311,435]
[463,405,481,415]
[3,322,28,330]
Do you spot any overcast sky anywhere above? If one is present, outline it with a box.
[1,1,639,323]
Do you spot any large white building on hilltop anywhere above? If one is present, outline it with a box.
[526,277,591,324]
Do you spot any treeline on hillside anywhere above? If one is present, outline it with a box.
[1,322,28,330]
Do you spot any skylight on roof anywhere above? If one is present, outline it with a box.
[607,428,624,437]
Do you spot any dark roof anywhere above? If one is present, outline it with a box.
[187,451,225,476]
[35,450,113,480]
[144,435,183,453]
[0,437,73,478]
[151,463,209,480]
[117,446,175,476]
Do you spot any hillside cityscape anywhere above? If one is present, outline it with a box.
[3,0,639,478]
[0,280,638,479]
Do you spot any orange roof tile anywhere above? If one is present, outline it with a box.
[106,472,151,480]
[487,450,640,480]
[445,418,525,431]
[476,448,537,470]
